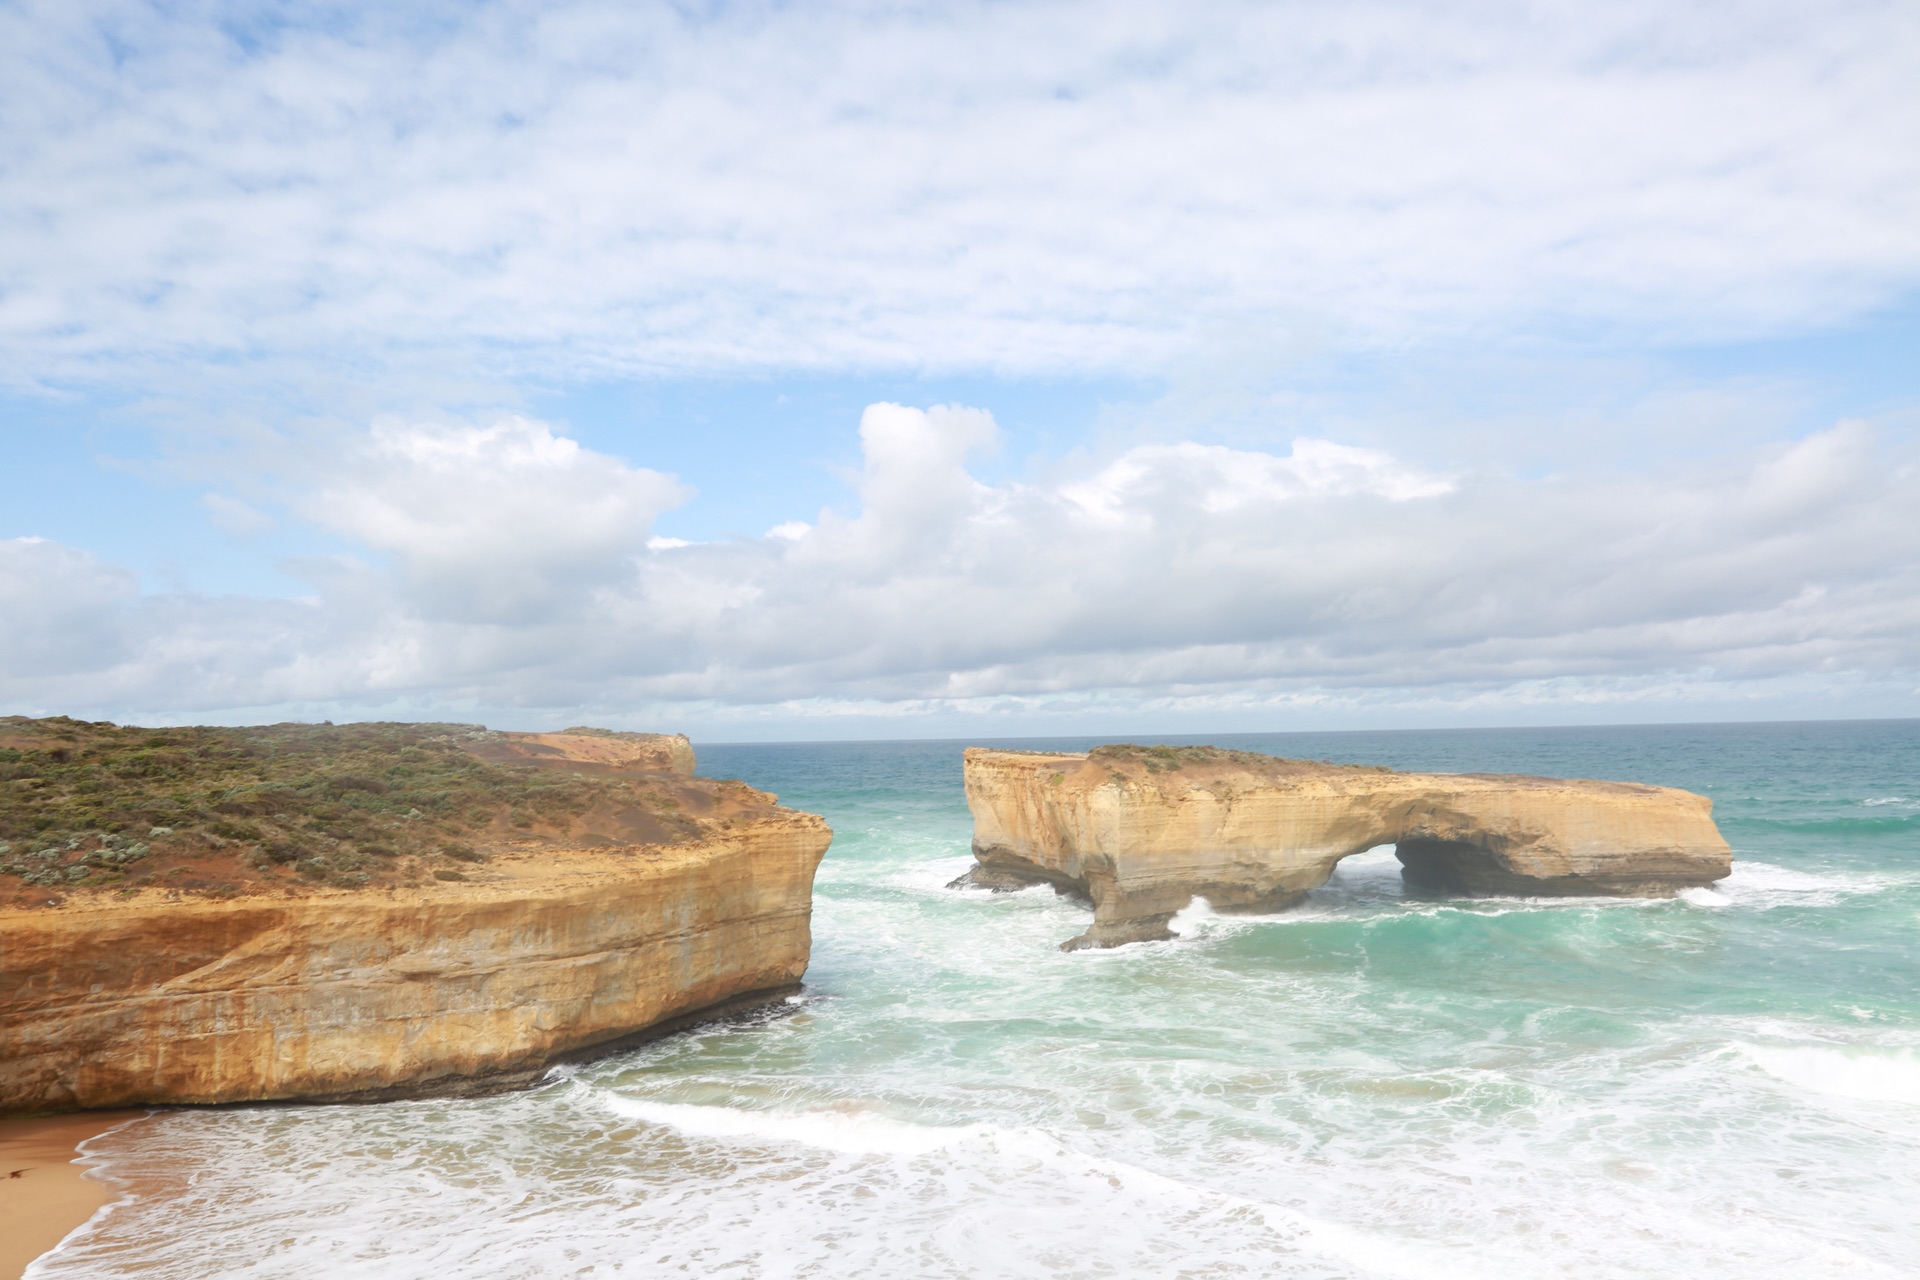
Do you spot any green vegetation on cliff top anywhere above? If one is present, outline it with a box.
[1087,743,1394,774]
[0,717,699,905]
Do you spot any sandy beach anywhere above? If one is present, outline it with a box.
[0,1112,144,1280]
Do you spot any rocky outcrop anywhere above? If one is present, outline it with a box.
[958,745,1732,949]
[465,729,697,776]
[0,735,830,1114]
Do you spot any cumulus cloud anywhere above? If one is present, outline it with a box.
[1061,440,1454,522]
[6,4,1912,732]
[3,407,1914,725]
[2,0,1917,386]
[301,417,685,624]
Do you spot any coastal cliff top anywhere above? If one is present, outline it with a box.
[0,718,783,909]
[965,743,1667,796]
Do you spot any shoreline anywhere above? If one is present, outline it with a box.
[0,1111,146,1279]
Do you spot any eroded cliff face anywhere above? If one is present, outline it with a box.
[0,732,830,1114]
[465,729,697,776]
[960,745,1731,949]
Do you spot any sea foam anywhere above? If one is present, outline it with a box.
[1741,1044,1920,1106]
[594,1091,1476,1280]
[600,1094,988,1155]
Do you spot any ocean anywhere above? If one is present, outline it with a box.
[38,721,1920,1278]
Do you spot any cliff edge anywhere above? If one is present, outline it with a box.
[958,744,1731,949]
[0,719,830,1114]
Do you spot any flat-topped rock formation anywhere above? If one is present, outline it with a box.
[0,720,830,1114]
[958,744,1732,949]
[465,727,697,776]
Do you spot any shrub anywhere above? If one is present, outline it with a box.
[0,716,702,898]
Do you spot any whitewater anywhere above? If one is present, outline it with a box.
[36,720,1920,1278]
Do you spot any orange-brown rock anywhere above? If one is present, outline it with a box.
[958,744,1732,949]
[0,735,830,1115]
[465,728,697,776]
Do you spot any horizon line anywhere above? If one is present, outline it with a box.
[693,716,1920,747]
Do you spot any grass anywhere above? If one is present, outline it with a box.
[1088,743,1395,774]
[0,717,696,904]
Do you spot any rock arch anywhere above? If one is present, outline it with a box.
[955,745,1732,950]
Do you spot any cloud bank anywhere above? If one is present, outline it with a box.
[5,407,1914,727]
[4,0,1918,385]
[5,4,1915,731]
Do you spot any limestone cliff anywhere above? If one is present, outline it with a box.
[0,727,830,1114]
[466,728,697,776]
[959,744,1731,949]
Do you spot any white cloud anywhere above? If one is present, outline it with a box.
[5,5,1912,733]
[0,537,139,678]
[1062,439,1453,522]
[2,0,1917,386]
[3,407,1914,725]
[301,416,685,624]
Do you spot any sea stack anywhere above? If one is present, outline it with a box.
[957,744,1731,949]
[0,720,831,1114]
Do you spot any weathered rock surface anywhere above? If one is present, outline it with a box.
[466,728,697,776]
[959,745,1732,949]
[0,734,830,1114]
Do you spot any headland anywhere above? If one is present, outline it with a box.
[0,718,832,1113]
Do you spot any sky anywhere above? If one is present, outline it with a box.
[3,0,1918,740]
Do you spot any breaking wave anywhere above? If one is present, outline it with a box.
[1741,1044,1920,1106]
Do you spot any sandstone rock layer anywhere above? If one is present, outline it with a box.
[960,745,1731,949]
[1,739,829,1114]
[466,729,697,776]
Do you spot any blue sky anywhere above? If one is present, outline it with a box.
[3,1,1918,739]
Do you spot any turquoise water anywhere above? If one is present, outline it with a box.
[41,721,1920,1278]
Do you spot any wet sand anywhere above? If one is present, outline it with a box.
[0,1112,145,1279]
